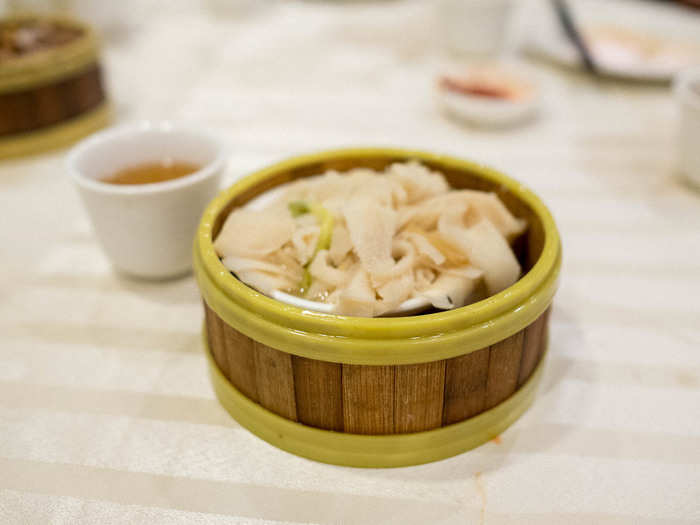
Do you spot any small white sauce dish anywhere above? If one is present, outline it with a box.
[67,121,226,279]
[437,66,540,128]
[674,66,700,189]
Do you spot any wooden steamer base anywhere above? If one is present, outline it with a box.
[205,305,550,437]
[194,149,561,467]
[203,307,550,467]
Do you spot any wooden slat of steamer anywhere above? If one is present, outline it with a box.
[292,356,343,431]
[538,307,552,361]
[58,66,87,117]
[71,65,104,114]
[253,342,297,421]
[204,303,230,380]
[32,82,68,129]
[442,347,490,425]
[518,311,547,387]
[0,93,21,134]
[7,91,37,135]
[219,322,259,404]
[394,361,445,433]
[342,365,394,434]
[485,331,525,410]
[0,97,12,135]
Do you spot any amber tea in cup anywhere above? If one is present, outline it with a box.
[68,122,224,279]
[103,160,201,185]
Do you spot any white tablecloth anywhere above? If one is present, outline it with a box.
[2,1,700,523]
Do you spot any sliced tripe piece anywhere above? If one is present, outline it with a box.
[408,191,525,239]
[294,213,318,228]
[414,267,437,292]
[308,249,350,288]
[343,196,396,285]
[459,190,526,240]
[305,279,333,303]
[424,230,471,266]
[302,171,368,204]
[376,270,414,315]
[326,288,343,306]
[399,191,525,241]
[286,170,402,211]
[373,240,416,314]
[386,239,415,278]
[439,209,521,295]
[397,191,471,231]
[329,224,353,266]
[436,265,483,280]
[401,197,469,266]
[214,208,295,257]
[400,231,445,265]
[221,255,301,282]
[335,254,357,272]
[270,246,305,278]
[232,269,296,296]
[336,268,376,317]
[420,272,479,310]
[397,203,442,231]
[291,225,320,265]
[362,175,407,208]
[386,161,449,204]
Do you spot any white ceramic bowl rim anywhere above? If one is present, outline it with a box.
[67,121,226,196]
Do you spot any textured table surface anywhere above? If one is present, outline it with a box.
[2,1,700,523]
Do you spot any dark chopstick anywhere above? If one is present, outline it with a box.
[551,0,599,75]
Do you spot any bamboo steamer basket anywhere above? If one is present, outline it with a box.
[193,148,561,468]
[0,14,110,159]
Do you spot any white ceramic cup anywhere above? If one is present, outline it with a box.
[438,0,514,57]
[67,122,226,279]
[674,67,700,188]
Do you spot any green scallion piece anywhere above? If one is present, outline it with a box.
[288,200,334,295]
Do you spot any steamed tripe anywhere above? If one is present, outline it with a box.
[214,162,527,317]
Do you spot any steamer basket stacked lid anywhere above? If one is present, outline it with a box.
[194,148,562,467]
[0,14,110,159]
